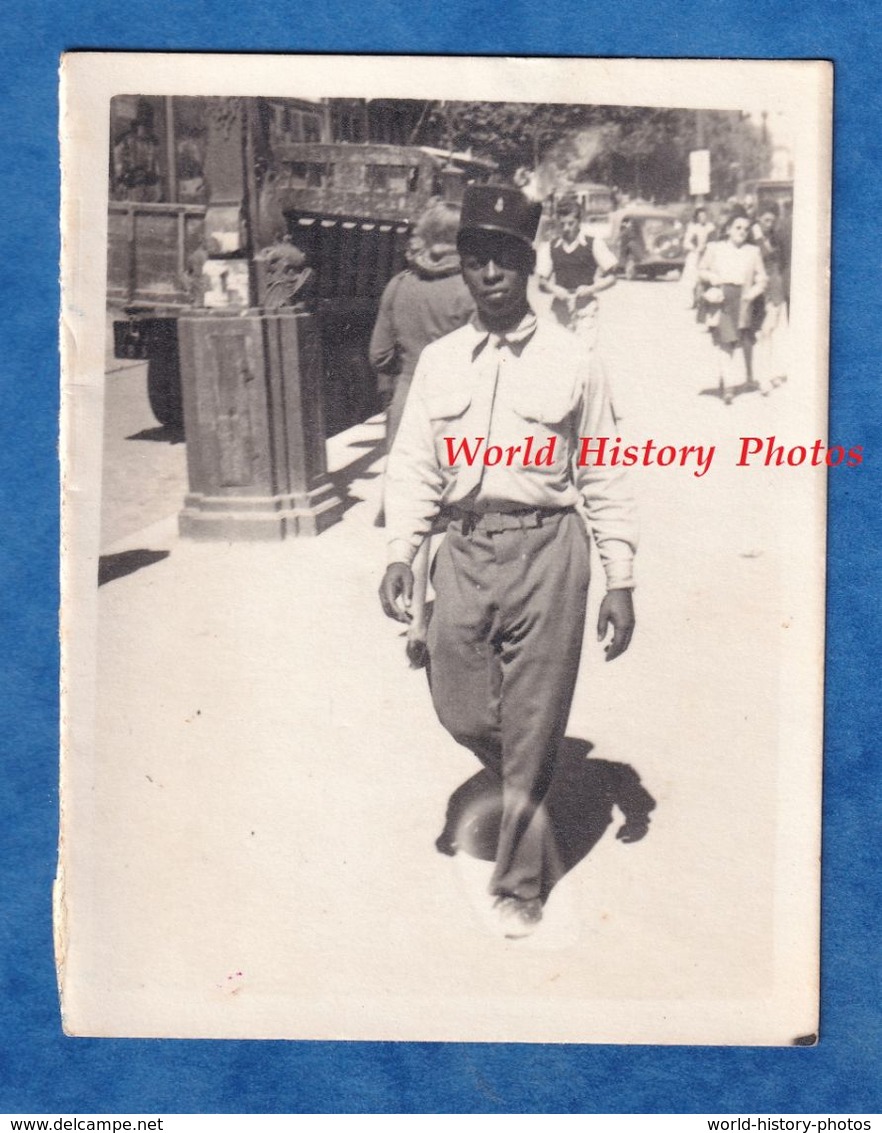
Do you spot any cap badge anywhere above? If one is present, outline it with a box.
[494,196,505,212]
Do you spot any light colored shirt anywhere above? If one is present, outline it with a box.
[385,311,638,589]
[684,220,716,254]
[699,240,767,298]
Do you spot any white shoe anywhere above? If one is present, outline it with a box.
[492,895,543,939]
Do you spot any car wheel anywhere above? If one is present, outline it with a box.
[146,326,184,432]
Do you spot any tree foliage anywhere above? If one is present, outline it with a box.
[422,101,772,202]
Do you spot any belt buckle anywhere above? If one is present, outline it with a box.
[458,508,551,535]
[485,511,534,533]
[473,512,499,534]
[514,510,541,531]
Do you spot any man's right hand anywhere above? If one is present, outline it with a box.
[379,563,414,623]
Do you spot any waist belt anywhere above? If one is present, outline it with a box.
[558,287,598,299]
[446,505,571,535]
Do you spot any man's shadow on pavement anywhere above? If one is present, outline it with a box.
[435,737,655,903]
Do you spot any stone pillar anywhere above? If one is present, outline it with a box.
[177,97,343,539]
[178,308,342,540]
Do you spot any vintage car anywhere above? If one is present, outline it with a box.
[607,205,687,280]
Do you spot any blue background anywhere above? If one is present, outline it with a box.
[2,1,880,1114]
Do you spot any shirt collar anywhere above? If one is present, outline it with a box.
[468,309,539,359]
[558,231,588,252]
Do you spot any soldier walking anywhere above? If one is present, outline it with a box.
[379,186,638,938]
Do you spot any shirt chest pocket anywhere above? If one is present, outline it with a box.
[427,392,473,472]
[510,386,575,429]
[426,390,472,424]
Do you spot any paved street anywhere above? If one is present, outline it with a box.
[64,279,820,1043]
[100,356,187,549]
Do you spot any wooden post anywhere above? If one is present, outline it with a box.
[163,96,176,203]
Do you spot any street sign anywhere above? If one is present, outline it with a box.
[689,149,710,196]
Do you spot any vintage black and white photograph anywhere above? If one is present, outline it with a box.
[59,54,830,1043]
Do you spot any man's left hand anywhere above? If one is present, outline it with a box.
[597,589,635,662]
[379,562,414,624]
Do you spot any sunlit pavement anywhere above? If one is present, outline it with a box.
[63,279,814,1042]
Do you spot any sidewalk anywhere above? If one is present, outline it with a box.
[70,415,662,1040]
[61,283,811,1043]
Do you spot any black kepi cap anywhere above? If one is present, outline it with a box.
[458,185,543,249]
